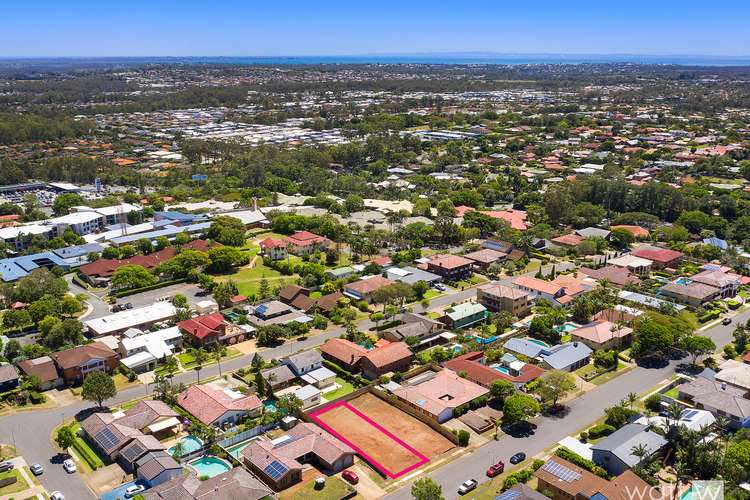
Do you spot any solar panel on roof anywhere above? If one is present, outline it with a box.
[495,490,522,500]
[95,427,120,450]
[121,442,145,462]
[264,460,288,479]
[542,460,582,483]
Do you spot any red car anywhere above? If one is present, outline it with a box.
[486,461,505,477]
[342,470,359,485]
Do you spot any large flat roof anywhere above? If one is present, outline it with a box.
[85,302,177,335]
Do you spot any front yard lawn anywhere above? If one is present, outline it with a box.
[322,378,355,401]
[0,469,28,495]
[218,260,299,297]
[281,475,354,500]
[68,421,105,470]
[576,362,629,385]
[178,347,242,368]
[664,386,680,399]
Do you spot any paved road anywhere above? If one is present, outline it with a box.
[382,309,742,500]
[0,260,617,499]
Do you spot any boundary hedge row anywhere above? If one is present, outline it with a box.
[111,278,187,298]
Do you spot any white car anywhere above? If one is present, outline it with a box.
[125,484,146,498]
[433,283,447,291]
[458,479,478,495]
[50,492,65,500]
[62,459,77,473]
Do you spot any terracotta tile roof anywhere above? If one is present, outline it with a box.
[314,291,344,313]
[632,247,684,264]
[319,338,368,366]
[283,231,330,246]
[463,248,507,264]
[571,320,633,344]
[394,369,488,417]
[177,384,262,425]
[428,254,474,269]
[345,275,395,295]
[362,341,412,369]
[51,341,117,370]
[478,283,529,300]
[177,312,225,340]
[17,356,59,383]
[579,266,640,287]
[552,233,584,247]
[80,240,216,278]
[611,225,650,238]
[279,284,309,303]
[259,237,286,249]
[513,276,563,295]
[444,352,544,387]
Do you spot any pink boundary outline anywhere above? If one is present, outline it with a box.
[309,401,429,478]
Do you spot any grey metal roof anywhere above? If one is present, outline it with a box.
[504,338,545,358]
[591,423,667,467]
[542,342,592,370]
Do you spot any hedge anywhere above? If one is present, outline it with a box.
[554,446,609,479]
[502,460,545,490]
[111,278,187,298]
[587,423,616,439]
[698,309,721,323]
[323,359,369,387]
[73,437,104,470]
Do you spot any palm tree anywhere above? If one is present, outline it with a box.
[165,355,179,379]
[626,392,638,410]
[189,347,208,383]
[171,440,185,460]
[212,344,227,377]
[672,459,690,500]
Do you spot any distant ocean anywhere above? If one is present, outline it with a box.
[2,54,750,67]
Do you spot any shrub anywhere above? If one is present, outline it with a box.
[645,394,663,412]
[588,424,616,439]
[457,429,470,446]
[554,447,609,479]
[579,431,589,442]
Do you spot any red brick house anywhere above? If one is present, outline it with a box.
[51,342,119,384]
[426,254,473,281]
[177,312,250,346]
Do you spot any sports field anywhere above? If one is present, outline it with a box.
[309,392,453,478]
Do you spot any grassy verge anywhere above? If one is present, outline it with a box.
[69,422,105,470]
[0,469,28,495]
[177,347,243,369]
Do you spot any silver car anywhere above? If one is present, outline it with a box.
[458,479,478,495]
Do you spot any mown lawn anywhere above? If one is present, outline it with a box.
[281,475,354,500]
[217,260,299,297]
[68,421,105,471]
[322,378,355,401]
[0,469,28,495]
[177,347,243,368]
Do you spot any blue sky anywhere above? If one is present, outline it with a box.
[2,0,748,57]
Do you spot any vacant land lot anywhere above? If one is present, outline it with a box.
[310,392,453,478]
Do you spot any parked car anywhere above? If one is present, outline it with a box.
[124,303,133,309]
[433,283,446,291]
[486,461,505,477]
[510,452,526,464]
[63,459,77,473]
[342,469,359,485]
[30,463,44,475]
[50,492,65,500]
[0,461,13,473]
[125,484,145,498]
[722,318,732,325]
[458,479,478,495]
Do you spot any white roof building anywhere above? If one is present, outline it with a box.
[85,302,177,336]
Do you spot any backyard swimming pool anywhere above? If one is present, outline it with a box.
[168,435,203,456]
[675,277,693,285]
[263,400,278,412]
[490,364,510,375]
[226,438,257,459]
[554,322,579,333]
[189,456,232,478]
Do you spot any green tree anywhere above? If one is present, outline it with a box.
[189,347,208,383]
[111,264,156,290]
[55,424,76,454]
[502,393,540,427]
[535,370,577,407]
[81,371,117,408]
[490,379,515,403]
[172,294,188,309]
[411,477,444,500]
[52,193,85,216]
[682,335,716,366]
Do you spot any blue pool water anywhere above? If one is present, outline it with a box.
[526,338,550,347]
[227,439,255,459]
[469,334,498,345]
[490,364,511,375]
[675,277,692,285]
[168,435,203,456]
[190,456,232,478]
[554,323,578,333]
[263,400,278,412]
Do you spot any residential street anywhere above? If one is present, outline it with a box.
[382,309,742,500]
[0,260,712,500]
